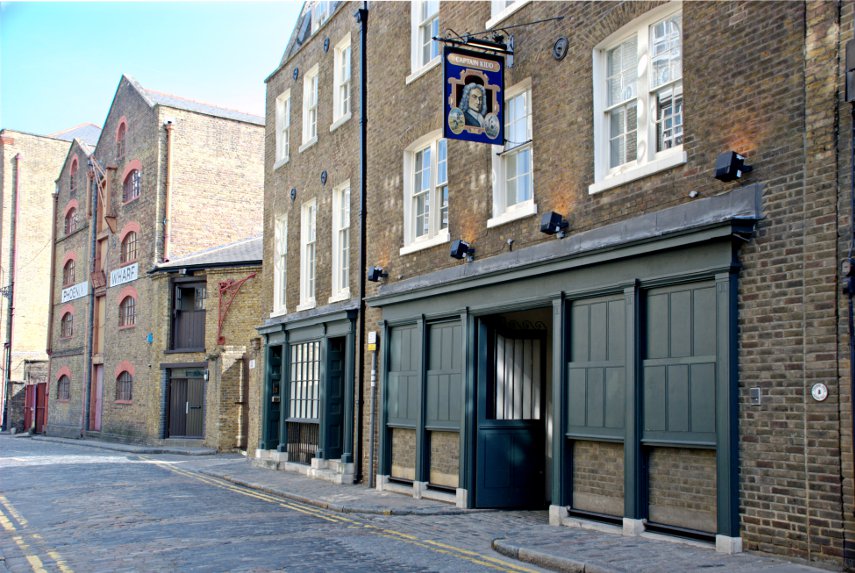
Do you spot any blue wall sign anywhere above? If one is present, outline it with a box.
[443,46,505,145]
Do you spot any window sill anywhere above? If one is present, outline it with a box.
[330,112,352,133]
[487,200,538,228]
[299,137,318,154]
[296,300,316,312]
[114,400,133,405]
[589,151,687,195]
[273,156,290,171]
[400,229,450,256]
[328,290,351,304]
[119,325,136,331]
[123,197,140,207]
[165,348,205,354]
[56,399,70,403]
[486,0,531,29]
[406,57,441,85]
[269,308,288,319]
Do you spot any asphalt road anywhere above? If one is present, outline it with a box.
[0,437,549,573]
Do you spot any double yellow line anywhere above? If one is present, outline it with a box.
[148,460,538,573]
[0,494,73,573]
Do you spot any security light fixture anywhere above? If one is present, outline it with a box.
[367,266,388,282]
[540,211,569,238]
[450,239,475,262]
[714,151,752,182]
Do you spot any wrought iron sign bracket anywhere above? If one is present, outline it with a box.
[217,272,257,345]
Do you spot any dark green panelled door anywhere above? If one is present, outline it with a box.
[476,322,546,508]
[323,337,345,459]
[264,345,283,448]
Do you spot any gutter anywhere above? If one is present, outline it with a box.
[45,184,59,432]
[354,1,368,484]
[2,154,20,430]
[83,161,99,434]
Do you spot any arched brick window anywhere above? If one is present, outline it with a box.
[62,259,75,286]
[121,231,137,263]
[116,122,127,163]
[56,375,70,400]
[64,207,79,235]
[123,169,140,203]
[116,371,133,402]
[60,312,73,338]
[119,296,136,327]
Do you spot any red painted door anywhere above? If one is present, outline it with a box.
[89,365,103,431]
[23,385,35,431]
[34,383,46,434]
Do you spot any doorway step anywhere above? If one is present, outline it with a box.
[254,449,354,484]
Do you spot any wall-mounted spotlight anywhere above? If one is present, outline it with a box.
[450,239,475,262]
[367,266,388,282]
[714,151,753,182]
[540,211,569,239]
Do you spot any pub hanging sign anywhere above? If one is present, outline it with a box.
[443,46,504,145]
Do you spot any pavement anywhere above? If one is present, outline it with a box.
[4,433,839,573]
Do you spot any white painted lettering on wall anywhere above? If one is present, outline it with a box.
[109,263,139,288]
[61,281,89,303]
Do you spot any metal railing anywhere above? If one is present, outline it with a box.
[286,421,319,465]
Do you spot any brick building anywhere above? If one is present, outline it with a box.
[0,125,100,433]
[149,237,262,451]
[46,75,265,448]
[255,0,855,568]
[255,0,361,483]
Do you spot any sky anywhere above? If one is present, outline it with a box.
[0,1,304,137]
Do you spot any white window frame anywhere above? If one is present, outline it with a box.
[311,1,332,34]
[590,2,686,195]
[407,0,440,84]
[298,199,317,311]
[300,64,320,152]
[489,79,536,228]
[486,0,530,29]
[330,181,351,302]
[274,90,291,169]
[272,216,288,315]
[331,34,352,131]
[401,131,449,255]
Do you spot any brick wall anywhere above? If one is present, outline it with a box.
[262,2,361,320]
[359,1,849,565]
[429,430,459,488]
[647,447,716,533]
[0,131,70,387]
[572,441,624,517]
[47,138,93,438]
[391,427,416,481]
[46,76,265,446]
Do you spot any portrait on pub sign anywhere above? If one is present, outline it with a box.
[444,47,504,145]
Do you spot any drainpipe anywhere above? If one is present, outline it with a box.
[368,347,377,488]
[162,120,174,263]
[83,161,99,434]
[2,154,21,431]
[354,1,368,484]
[44,184,59,432]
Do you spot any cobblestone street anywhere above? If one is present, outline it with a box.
[0,436,550,573]
[0,436,834,573]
